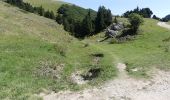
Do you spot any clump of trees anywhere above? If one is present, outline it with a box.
[56,5,113,38]
[56,4,97,37]
[6,0,55,19]
[81,10,94,36]
[152,15,161,21]
[123,7,153,18]
[95,6,112,33]
[128,13,144,34]
[119,13,144,38]
[5,0,113,38]
[162,14,170,22]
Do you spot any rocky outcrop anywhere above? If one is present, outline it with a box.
[105,22,124,38]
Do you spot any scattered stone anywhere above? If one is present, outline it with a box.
[35,61,64,79]
[38,68,170,100]
[117,63,127,72]
[105,28,118,38]
[82,68,102,80]
[70,71,88,85]
[131,68,138,72]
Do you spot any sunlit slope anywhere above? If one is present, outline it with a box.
[0,1,116,99]
[84,18,170,77]
[24,0,66,12]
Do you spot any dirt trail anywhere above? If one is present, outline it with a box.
[39,62,170,100]
[157,22,170,29]
[38,22,170,100]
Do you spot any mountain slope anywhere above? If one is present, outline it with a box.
[1,0,170,99]
[24,0,66,12]
[0,1,72,99]
[0,1,116,99]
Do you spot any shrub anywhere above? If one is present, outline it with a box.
[128,13,144,34]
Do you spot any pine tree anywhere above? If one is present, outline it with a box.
[95,6,112,32]
[49,11,55,19]
[44,10,50,18]
[56,14,63,24]
[63,18,70,31]
[114,16,118,24]
[105,9,112,26]
[95,6,106,32]
[82,10,94,36]
[38,6,45,16]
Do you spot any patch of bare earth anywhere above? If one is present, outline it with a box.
[157,22,170,29]
[38,63,170,100]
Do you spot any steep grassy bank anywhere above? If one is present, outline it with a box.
[1,0,170,99]
[24,0,66,13]
[0,2,116,99]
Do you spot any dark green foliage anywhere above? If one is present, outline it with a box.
[63,18,70,31]
[95,6,112,32]
[37,6,45,16]
[6,0,113,38]
[44,10,55,19]
[128,13,144,34]
[123,7,153,18]
[56,5,112,38]
[95,6,106,32]
[81,10,95,36]
[162,14,170,22]
[119,14,144,38]
[140,8,153,18]
[56,14,63,24]
[57,4,97,21]
[105,9,113,26]
[114,16,118,24]
[56,4,97,38]
[5,0,55,20]
[152,15,160,21]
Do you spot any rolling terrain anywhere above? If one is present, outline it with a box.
[0,0,170,99]
[24,0,65,13]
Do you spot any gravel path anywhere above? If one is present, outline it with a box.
[38,21,170,100]
[39,62,170,100]
[157,22,170,29]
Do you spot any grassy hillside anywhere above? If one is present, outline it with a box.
[0,1,116,99]
[84,18,170,77]
[1,0,170,99]
[24,0,66,13]
[0,1,70,99]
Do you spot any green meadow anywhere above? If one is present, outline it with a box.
[0,0,170,99]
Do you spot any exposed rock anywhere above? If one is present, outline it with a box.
[105,22,124,38]
[110,22,124,31]
[131,68,139,72]
[82,68,102,81]
[105,28,118,38]
[70,71,88,85]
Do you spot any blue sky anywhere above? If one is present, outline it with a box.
[63,0,170,18]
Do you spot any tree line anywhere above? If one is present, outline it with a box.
[6,0,55,19]
[161,15,170,22]
[56,5,112,38]
[123,7,153,18]
[6,0,113,38]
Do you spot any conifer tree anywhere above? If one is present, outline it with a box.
[82,10,94,36]
[95,6,106,32]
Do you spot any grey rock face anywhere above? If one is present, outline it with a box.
[105,29,118,38]
[111,22,124,31]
